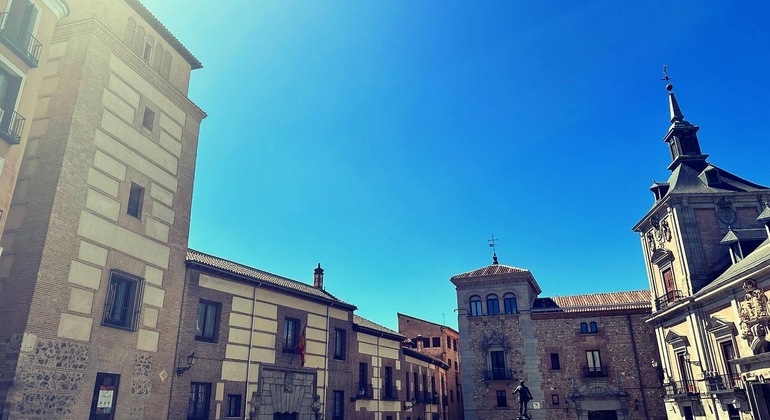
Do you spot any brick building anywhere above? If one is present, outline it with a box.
[451,259,666,420]
[633,82,770,419]
[0,0,205,418]
[398,313,464,420]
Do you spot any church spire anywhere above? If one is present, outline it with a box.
[660,67,708,171]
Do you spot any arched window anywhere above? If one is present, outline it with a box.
[589,322,598,333]
[469,295,483,316]
[580,322,588,334]
[486,294,500,315]
[503,293,517,314]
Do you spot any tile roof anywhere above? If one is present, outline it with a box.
[451,264,529,279]
[397,313,459,335]
[186,249,355,308]
[665,163,768,196]
[698,238,770,295]
[353,315,404,338]
[532,290,651,313]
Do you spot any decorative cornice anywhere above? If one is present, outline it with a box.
[51,19,206,121]
[41,0,70,20]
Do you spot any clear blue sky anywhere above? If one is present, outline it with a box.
[141,0,770,331]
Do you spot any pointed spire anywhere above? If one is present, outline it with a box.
[667,84,685,124]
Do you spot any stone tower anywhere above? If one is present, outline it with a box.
[0,0,205,418]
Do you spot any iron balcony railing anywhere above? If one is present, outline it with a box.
[381,384,398,400]
[583,365,610,378]
[706,374,741,392]
[442,395,448,406]
[484,369,515,381]
[665,379,698,396]
[655,290,684,311]
[351,384,374,401]
[0,12,42,67]
[0,108,24,145]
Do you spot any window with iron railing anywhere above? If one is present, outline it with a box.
[0,2,43,67]
[0,68,23,145]
[102,270,144,331]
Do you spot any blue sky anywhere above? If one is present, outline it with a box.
[142,1,770,330]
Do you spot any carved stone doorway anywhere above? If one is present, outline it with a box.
[273,413,298,420]
[587,410,617,420]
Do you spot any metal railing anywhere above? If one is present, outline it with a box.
[583,365,610,378]
[655,290,684,310]
[706,374,741,392]
[0,108,24,145]
[484,369,515,381]
[665,379,698,396]
[0,12,42,67]
[351,384,374,401]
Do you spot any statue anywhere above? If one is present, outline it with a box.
[512,380,533,419]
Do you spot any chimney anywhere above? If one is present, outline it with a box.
[313,263,324,289]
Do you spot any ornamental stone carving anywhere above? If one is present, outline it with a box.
[646,216,673,255]
[739,279,770,354]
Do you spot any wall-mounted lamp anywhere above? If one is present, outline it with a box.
[404,397,417,410]
[634,398,640,411]
[349,386,366,402]
[731,397,741,410]
[683,351,701,367]
[176,352,197,375]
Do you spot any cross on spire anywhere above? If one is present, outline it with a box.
[488,235,499,265]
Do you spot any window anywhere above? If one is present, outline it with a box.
[586,350,602,374]
[551,394,559,405]
[662,267,676,301]
[720,341,737,385]
[448,358,452,369]
[503,293,517,314]
[102,270,144,331]
[405,372,411,400]
[496,390,507,407]
[89,373,120,420]
[422,374,428,402]
[226,394,241,418]
[413,372,419,401]
[332,391,344,420]
[0,67,24,144]
[334,328,346,360]
[423,337,430,348]
[454,361,458,370]
[142,41,153,62]
[1,0,41,67]
[187,382,211,420]
[580,322,588,334]
[384,366,395,399]
[127,182,144,218]
[469,295,483,316]
[550,353,560,370]
[490,350,506,380]
[358,362,368,394]
[142,108,155,130]
[195,300,220,342]
[589,322,598,333]
[486,294,500,315]
[447,336,451,348]
[453,339,457,350]
[432,337,441,348]
[283,318,300,351]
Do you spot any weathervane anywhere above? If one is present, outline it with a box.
[488,235,499,265]
[662,65,673,91]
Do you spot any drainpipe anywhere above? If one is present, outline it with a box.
[627,315,649,420]
[244,283,261,420]
[323,303,334,419]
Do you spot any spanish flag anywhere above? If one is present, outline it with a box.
[296,326,307,367]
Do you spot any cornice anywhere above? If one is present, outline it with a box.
[41,0,70,20]
[51,19,206,121]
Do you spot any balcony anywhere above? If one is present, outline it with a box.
[706,374,741,393]
[0,108,24,144]
[583,365,609,378]
[0,12,42,67]
[381,384,398,401]
[442,395,448,406]
[654,290,684,311]
[484,369,515,381]
[664,379,698,397]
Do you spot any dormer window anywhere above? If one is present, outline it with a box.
[704,167,720,186]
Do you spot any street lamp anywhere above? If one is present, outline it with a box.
[176,352,197,375]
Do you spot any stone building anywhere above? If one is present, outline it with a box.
[0,0,69,250]
[174,250,451,420]
[0,0,205,418]
[633,82,770,419]
[398,313,464,420]
[451,259,666,420]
